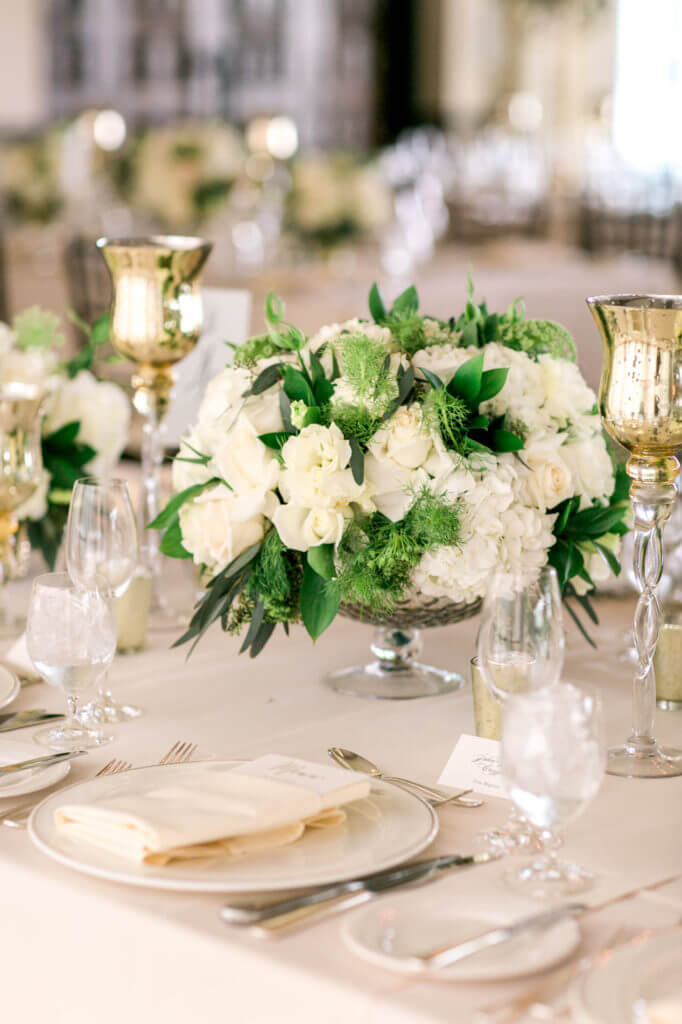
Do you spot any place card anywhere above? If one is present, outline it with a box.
[438,734,509,799]
[234,754,366,797]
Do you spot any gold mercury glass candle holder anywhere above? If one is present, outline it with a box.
[587,294,682,777]
[0,382,47,629]
[97,236,212,622]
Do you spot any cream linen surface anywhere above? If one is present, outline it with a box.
[54,762,368,865]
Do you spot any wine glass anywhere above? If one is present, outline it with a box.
[476,565,565,853]
[66,477,140,721]
[501,683,606,899]
[27,573,116,750]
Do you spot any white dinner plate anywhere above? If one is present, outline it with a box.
[343,897,581,982]
[0,739,71,797]
[0,665,19,710]
[573,930,682,1024]
[27,761,438,893]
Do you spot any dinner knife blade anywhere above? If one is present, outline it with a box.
[0,749,87,774]
[221,852,495,926]
[420,902,587,969]
[0,710,65,733]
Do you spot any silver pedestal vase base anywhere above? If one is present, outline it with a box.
[324,596,480,700]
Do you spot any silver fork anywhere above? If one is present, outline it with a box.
[159,740,197,765]
[1,756,133,829]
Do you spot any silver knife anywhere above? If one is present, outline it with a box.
[221,853,497,932]
[417,902,587,970]
[0,749,87,775]
[0,710,65,733]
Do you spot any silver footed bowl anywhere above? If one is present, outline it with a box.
[339,594,482,629]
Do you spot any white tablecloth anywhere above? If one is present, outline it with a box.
[2,598,682,1023]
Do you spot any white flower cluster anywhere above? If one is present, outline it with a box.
[0,320,130,522]
[174,328,617,604]
[288,156,392,236]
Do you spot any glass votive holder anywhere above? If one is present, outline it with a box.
[471,656,503,740]
[654,621,682,710]
[114,569,152,654]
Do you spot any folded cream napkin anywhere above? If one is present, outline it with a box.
[3,633,39,681]
[55,755,370,866]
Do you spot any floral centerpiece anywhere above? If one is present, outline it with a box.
[0,308,130,567]
[286,153,393,247]
[0,129,65,225]
[120,120,246,229]
[153,278,628,659]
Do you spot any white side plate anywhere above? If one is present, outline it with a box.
[0,665,20,710]
[0,739,71,797]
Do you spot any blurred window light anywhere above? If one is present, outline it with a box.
[613,0,682,177]
[265,117,298,160]
[508,92,543,134]
[92,109,127,151]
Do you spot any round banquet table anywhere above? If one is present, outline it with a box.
[2,594,682,1024]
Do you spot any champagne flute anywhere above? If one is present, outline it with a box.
[27,573,116,750]
[501,683,605,898]
[476,565,565,853]
[66,476,140,721]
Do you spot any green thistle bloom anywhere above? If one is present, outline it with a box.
[13,307,64,351]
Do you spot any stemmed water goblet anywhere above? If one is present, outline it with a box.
[476,564,565,854]
[65,476,140,722]
[27,573,116,750]
[501,683,606,899]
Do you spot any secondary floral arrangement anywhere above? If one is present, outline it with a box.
[118,120,246,229]
[154,277,628,656]
[286,153,393,247]
[0,309,130,567]
[0,129,65,225]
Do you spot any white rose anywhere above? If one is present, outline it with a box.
[0,348,58,390]
[0,323,17,355]
[273,504,347,551]
[560,435,614,510]
[279,423,364,508]
[172,430,213,492]
[538,356,596,421]
[517,433,574,511]
[364,454,427,522]
[179,484,276,575]
[212,414,280,496]
[43,371,130,474]
[413,343,469,383]
[369,404,433,470]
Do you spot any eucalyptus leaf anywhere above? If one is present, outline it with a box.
[245,363,283,397]
[418,367,444,391]
[148,479,219,530]
[349,436,364,484]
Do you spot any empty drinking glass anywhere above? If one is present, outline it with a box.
[501,683,606,899]
[27,573,116,750]
[66,476,140,721]
[476,565,565,853]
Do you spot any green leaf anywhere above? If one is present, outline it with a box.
[419,367,444,391]
[148,479,219,531]
[478,367,508,403]
[307,543,336,580]
[449,352,484,405]
[593,540,621,577]
[43,421,81,449]
[206,541,263,587]
[349,436,364,484]
[468,414,490,431]
[245,363,283,397]
[300,563,340,641]
[391,284,418,315]
[249,620,276,658]
[301,405,322,427]
[459,321,479,348]
[368,282,386,322]
[258,431,290,451]
[160,519,192,559]
[283,366,316,406]
[264,291,284,327]
[490,429,524,452]
[279,390,295,433]
[562,588,597,648]
[240,598,265,653]
[90,313,110,346]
